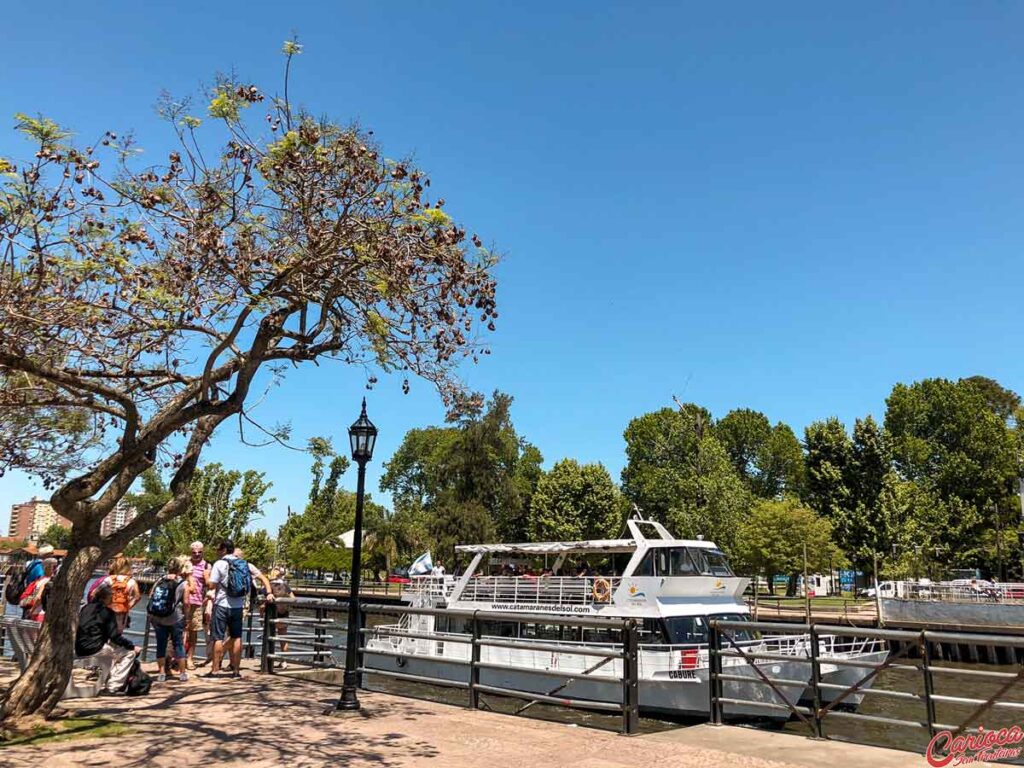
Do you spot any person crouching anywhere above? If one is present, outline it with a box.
[75,583,139,693]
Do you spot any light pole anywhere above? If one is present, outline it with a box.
[336,398,377,712]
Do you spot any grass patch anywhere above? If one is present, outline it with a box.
[1,717,131,747]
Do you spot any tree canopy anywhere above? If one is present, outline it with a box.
[527,459,625,542]
[380,391,542,563]
[0,45,500,723]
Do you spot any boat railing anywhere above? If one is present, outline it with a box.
[458,575,623,606]
[406,575,457,598]
[891,580,1024,603]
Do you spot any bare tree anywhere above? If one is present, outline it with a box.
[0,43,497,726]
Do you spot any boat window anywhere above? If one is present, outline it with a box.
[688,548,734,576]
[521,623,564,641]
[663,616,708,645]
[479,620,518,638]
[634,551,655,577]
[708,612,756,642]
[638,618,667,644]
[581,626,620,644]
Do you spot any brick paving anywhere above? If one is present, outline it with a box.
[0,660,948,767]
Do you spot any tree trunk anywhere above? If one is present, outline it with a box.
[0,535,103,729]
[786,572,798,597]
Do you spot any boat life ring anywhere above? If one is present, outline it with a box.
[592,578,612,603]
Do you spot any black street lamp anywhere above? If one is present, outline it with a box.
[336,398,377,712]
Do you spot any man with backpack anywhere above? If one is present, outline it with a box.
[206,539,274,678]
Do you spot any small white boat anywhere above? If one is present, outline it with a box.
[363,516,885,720]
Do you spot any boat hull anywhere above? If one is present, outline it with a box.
[363,649,809,722]
[800,650,889,710]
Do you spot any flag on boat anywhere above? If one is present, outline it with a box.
[409,551,433,576]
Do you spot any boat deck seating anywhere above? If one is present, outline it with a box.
[1,616,106,699]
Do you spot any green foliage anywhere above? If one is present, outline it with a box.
[278,438,386,575]
[238,528,275,570]
[621,404,750,553]
[802,417,853,521]
[39,523,71,549]
[527,459,624,542]
[381,391,542,558]
[13,113,71,149]
[716,409,804,498]
[885,378,1018,509]
[154,463,274,563]
[733,498,843,581]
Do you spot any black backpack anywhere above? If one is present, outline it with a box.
[147,576,177,618]
[4,567,28,604]
[124,658,152,696]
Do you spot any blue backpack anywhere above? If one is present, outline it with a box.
[224,558,252,598]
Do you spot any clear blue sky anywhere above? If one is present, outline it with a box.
[2,3,1022,537]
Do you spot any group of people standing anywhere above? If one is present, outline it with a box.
[71,538,292,694]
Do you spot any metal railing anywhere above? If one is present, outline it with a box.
[459,576,623,606]
[259,598,641,735]
[709,618,1024,750]
[889,581,1024,603]
[127,607,265,663]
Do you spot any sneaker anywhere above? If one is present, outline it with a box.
[179,672,189,683]
[157,674,167,683]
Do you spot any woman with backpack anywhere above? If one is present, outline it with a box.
[104,556,141,632]
[148,555,190,683]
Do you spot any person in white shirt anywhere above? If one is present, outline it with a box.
[205,538,273,678]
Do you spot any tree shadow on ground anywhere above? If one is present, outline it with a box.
[0,666,443,767]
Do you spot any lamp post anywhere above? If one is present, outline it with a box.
[336,398,377,712]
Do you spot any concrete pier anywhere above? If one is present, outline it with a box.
[0,659,983,767]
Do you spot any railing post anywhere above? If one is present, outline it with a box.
[140,614,152,663]
[622,619,640,735]
[708,621,723,725]
[314,604,324,666]
[469,610,481,709]
[808,623,824,739]
[260,600,277,674]
[921,632,937,738]
[356,602,367,689]
[246,603,256,659]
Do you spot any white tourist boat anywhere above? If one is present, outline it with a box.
[363,516,888,720]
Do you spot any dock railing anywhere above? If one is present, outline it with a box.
[709,618,1024,747]
[258,597,641,735]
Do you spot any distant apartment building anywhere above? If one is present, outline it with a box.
[100,500,138,538]
[7,497,71,541]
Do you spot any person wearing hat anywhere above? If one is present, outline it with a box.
[24,544,53,584]
[19,557,57,622]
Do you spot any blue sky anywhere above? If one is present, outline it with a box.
[2,3,1022,536]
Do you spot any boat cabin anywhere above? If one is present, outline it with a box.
[408,517,752,645]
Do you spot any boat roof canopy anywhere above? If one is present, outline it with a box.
[454,538,720,555]
[456,540,636,555]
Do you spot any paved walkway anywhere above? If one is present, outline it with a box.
[0,660,955,767]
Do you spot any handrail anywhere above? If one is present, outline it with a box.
[708,617,1024,751]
